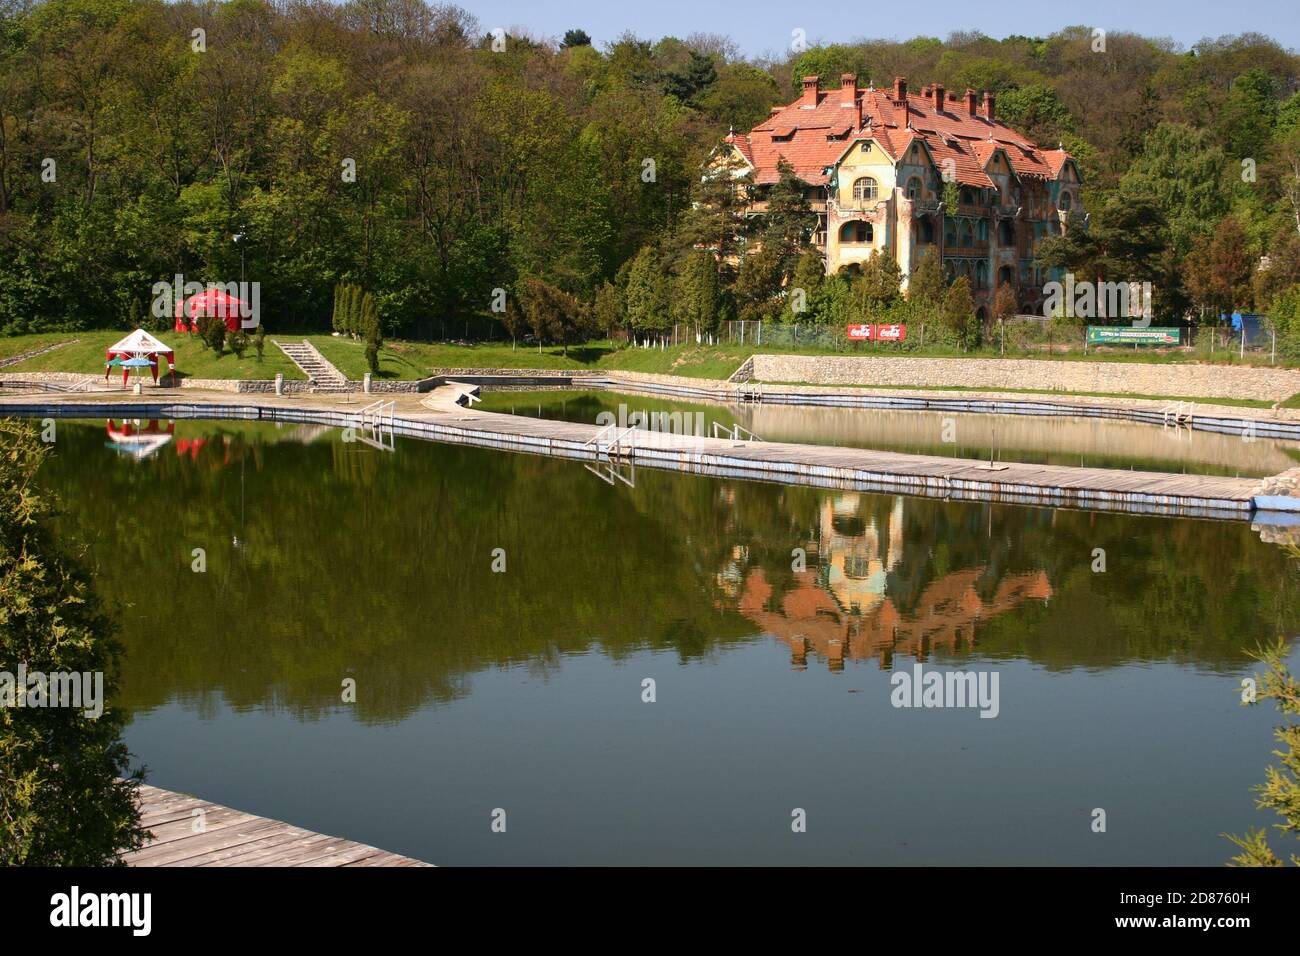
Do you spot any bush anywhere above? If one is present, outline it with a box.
[1270,285,1300,359]
[227,329,250,358]
[200,317,226,355]
[0,422,146,864]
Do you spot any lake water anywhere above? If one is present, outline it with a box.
[33,416,1300,865]
[477,389,1300,478]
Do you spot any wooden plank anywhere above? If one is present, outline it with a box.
[122,785,431,867]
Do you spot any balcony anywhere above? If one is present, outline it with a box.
[834,196,887,215]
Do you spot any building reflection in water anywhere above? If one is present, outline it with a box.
[727,493,1052,671]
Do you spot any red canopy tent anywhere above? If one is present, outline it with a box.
[106,329,175,385]
[174,288,246,333]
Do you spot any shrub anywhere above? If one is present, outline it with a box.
[227,329,250,358]
[0,422,146,864]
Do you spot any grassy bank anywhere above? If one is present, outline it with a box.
[4,332,1299,409]
[1,330,305,380]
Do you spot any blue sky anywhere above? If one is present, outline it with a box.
[463,0,1300,56]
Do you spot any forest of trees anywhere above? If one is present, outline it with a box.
[3,2,1300,349]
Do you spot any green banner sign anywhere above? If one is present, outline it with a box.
[1086,326,1182,346]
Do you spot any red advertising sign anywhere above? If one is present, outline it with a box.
[846,323,907,342]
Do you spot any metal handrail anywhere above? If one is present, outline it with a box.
[583,422,618,449]
[711,421,763,442]
[356,399,395,432]
[1160,401,1194,427]
[584,423,639,459]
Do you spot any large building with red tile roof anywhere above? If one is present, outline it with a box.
[722,74,1082,318]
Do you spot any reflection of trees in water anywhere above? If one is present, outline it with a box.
[35,420,1300,727]
[40,421,755,725]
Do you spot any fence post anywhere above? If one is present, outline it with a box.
[1272,329,1277,364]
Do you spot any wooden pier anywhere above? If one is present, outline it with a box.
[121,784,430,867]
[0,389,1284,520]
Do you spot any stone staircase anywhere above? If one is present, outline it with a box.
[273,339,350,392]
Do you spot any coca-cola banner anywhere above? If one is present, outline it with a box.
[846,323,907,342]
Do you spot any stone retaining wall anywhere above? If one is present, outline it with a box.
[0,370,98,389]
[748,354,1300,402]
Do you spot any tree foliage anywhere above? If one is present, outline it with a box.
[0,420,145,865]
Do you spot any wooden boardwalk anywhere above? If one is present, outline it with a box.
[401,396,1263,518]
[121,784,431,867]
[0,390,1276,519]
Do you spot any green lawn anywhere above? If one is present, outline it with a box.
[305,335,617,378]
[1,330,305,380]
[6,332,1300,411]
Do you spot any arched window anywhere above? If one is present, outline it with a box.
[998,219,1015,246]
[976,261,988,290]
[852,177,878,201]
[839,221,873,244]
[944,217,957,246]
[978,220,988,242]
[998,264,1014,287]
[906,177,923,200]
[1059,191,1073,211]
[920,220,935,244]
[960,222,974,248]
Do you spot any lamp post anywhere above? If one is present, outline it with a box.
[233,231,246,284]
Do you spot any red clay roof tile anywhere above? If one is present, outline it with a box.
[732,81,1072,189]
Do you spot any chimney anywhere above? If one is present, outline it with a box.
[932,84,945,112]
[983,90,996,123]
[840,73,857,106]
[801,74,819,107]
[965,88,978,115]
[893,75,907,102]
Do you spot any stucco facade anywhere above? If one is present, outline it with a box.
[724,74,1083,319]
